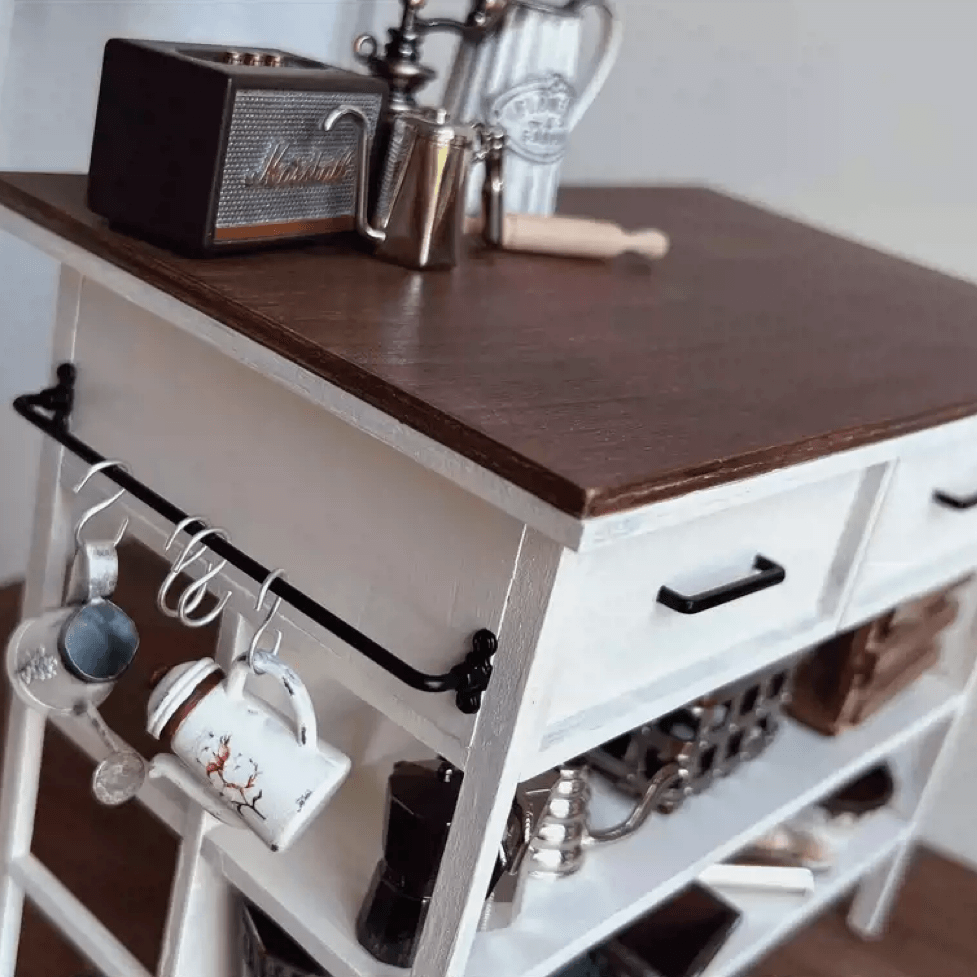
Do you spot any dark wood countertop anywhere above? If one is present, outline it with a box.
[3,171,977,519]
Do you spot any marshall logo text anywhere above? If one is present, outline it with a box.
[244,143,354,190]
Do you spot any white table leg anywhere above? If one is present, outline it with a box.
[411,528,566,977]
[0,266,81,976]
[157,612,246,977]
[0,701,47,976]
[850,578,977,938]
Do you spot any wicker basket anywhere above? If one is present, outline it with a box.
[588,658,798,813]
[241,898,328,977]
[788,579,968,736]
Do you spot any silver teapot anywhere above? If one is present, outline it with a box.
[325,105,487,270]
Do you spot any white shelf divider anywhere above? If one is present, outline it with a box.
[11,854,153,977]
[202,752,405,977]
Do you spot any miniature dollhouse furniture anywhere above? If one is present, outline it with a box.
[1,174,977,977]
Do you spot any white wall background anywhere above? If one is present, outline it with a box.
[0,0,975,863]
[0,0,381,591]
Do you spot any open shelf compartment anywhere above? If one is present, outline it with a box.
[184,671,960,977]
[465,673,958,977]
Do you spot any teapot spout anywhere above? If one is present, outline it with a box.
[588,762,688,845]
[148,754,241,827]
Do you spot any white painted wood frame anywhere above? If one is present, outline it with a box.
[0,231,975,977]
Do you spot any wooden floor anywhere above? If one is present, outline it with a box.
[752,851,977,977]
[0,546,975,977]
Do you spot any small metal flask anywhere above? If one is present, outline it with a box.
[479,788,540,931]
[328,106,484,270]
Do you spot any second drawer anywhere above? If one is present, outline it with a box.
[543,468,865,730]
[849,416,977,618]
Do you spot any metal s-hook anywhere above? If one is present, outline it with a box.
[172,527,231,628]
[167,518,223,617]
[157,517,207,618]
[248,569,285,672]
[165,517,204,556]
[176,554,231,627]
[73,459,130,547]
[157,522,231,626]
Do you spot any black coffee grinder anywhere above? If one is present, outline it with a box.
[357,759,463,967]
[357,757,529,967]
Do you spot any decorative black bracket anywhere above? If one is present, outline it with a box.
[14,364,497,714]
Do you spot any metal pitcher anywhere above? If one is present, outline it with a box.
[525,758,687,879]
[447,0,622,216]
[325,105,483,270]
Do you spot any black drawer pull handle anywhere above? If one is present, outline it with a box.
[657,555,786,615]
[933,489,977,511]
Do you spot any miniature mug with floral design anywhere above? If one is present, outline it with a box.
[146,652,351,852]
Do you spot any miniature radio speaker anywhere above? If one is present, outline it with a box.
[87,39,387,254]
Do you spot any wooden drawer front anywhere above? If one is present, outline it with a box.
[850,419,977,617]
[544,470,864,729]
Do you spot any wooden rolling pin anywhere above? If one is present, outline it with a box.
[465,213,670,262]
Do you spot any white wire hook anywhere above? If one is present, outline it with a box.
[73,460,130,547]
[247,569,285,672]
[167,516,218,596]
[165,517,203,555]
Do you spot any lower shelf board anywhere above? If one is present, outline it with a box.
[698,810,908,977]
[48,670,960,977]
[465,673,958,977]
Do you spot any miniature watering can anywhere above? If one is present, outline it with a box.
[146,652,351,852]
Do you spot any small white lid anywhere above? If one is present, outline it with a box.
[147,658,220,740]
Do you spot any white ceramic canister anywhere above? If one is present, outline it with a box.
[147,654,351,852]
[454,0,621,216]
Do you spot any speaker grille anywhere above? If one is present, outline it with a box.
[216,89,381,232]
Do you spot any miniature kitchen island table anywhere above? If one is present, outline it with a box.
[2,173,977,977]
